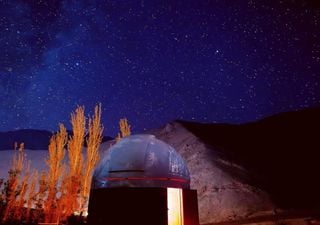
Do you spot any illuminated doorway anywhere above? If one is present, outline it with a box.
[167,188,184,225]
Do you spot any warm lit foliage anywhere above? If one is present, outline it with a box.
[116,118,131,141]
[25,172,38,222]
[13,167,30,221]
[1,143,30,222]
[36,172,48,214]
[55,104,104,218]
[44,124,67,223]
[68,106,85,177]
[0,104,110,224]
[82,104,103,211]
[57,106,86,219]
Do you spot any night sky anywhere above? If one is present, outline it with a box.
[0,0,319,136]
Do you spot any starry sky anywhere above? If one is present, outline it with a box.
[0,0,319,136]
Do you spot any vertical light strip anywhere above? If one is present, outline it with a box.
[167,188,184,225]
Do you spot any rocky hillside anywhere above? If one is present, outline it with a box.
[146,107,320,224]
[146,121,274,224]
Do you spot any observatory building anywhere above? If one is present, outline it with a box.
[88,134,199,225]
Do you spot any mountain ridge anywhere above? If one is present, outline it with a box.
[0,129,113,150]
[175,107,320,209]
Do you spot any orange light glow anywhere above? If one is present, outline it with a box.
[167,188,184,225]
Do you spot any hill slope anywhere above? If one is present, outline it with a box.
[0,129,113,150]
[0,129,52,150]
[145,107,320,223]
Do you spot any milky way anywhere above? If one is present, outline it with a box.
[0,0,319,136]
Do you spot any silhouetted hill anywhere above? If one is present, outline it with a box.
[0,129,53,150]
[0,129,113,150]
[177,107,320,210]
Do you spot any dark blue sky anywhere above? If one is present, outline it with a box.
[0,0,319,136]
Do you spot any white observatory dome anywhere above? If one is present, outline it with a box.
[92,134,190,189]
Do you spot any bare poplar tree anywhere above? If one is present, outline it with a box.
[81,104,103,213]
[116,118,131,140]
[44,124,67,223]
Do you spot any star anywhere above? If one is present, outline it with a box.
[0,0,318,136]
